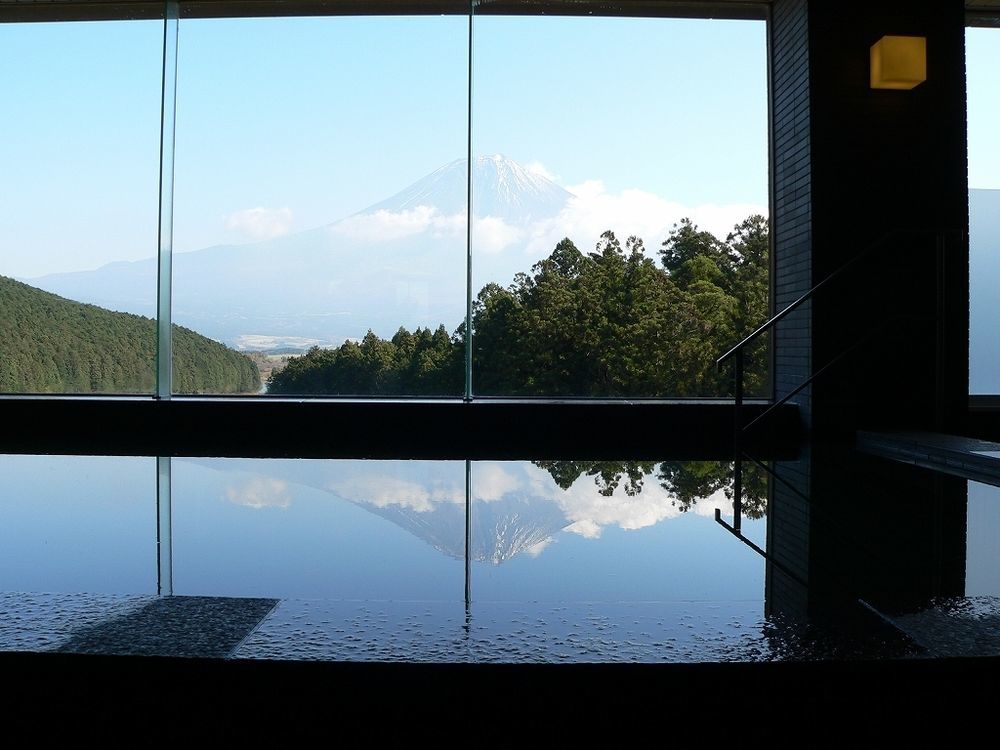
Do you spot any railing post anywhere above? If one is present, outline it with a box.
[734,348,744,436]
[934,231,946,432]
[733,349,744,533]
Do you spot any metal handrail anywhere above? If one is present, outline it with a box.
[716,228,925,368]
[714,508,808,587]
[740,312,930,434]
[716,227,933,456]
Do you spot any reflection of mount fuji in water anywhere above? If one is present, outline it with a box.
[195,459,701,563]
[361,492,568,564]
[27,156,574,350]
[296,462,570,564]
[193,459,572,564]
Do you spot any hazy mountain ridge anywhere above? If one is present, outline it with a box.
[25,155,574,350]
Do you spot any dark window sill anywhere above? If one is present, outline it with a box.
[0,396,799,460]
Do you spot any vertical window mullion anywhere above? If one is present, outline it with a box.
[465,1,475,401]
[156,1,179,399]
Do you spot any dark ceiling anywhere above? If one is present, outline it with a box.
[0,0,997,24]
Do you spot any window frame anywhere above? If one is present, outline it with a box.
[0,0,786,458]
[967,12,1000,412]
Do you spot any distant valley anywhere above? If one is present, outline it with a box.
[26,155,574,352]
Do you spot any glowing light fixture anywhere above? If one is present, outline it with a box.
[870,35,927,90]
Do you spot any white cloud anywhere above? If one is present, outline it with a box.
[473,462,707,540]
[472,216,524,254]
[565,519,604,539]
[330,206,465,244]
[317,460,735,553]
[224,207,294,241]
[521,181,766,261]
[543,469,745,537]
[552,477,681,539]
[523,537,555,557]
[525,161,559,182]
[226,477,292,510]
[472,463,524,502]
[325,180,762,257]
[689,488,735,518]
[327,475,464,513]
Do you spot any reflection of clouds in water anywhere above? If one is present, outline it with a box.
[550,473,677,539]
[479,463,732,540]
[472,463,523,502]
[691,489,734,518]
[553,476,731,538]
[327,475,464,513]
[523,537,555,557]
[226,477,292,510]
[330,461,735,540]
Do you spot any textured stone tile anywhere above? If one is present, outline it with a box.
[55,595,278,658]
[234,599,915,664]
[885,596,1000,658]
[0,592,153,653]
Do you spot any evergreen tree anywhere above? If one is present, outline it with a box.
[267,215,770,399]
[0,275,260,394]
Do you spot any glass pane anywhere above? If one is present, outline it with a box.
[966,481,1000,597]
[470,15,768,396]
[0,20,162,394]
[172,458,465,599]
[0,455,157,594]
[171,16,469,395]
[968,28,1000,395]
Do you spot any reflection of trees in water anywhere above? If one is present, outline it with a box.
[534,459,768,520]
[533,460,657,496]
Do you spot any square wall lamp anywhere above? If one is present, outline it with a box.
[870,35,927,90]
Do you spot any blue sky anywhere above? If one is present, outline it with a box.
[2,17,995,280]
[1,15,767,277]
[968,28,1000,191]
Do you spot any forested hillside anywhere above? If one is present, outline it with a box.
[268,216,769,397]
[0,275,259,393]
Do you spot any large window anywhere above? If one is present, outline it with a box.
[0,18,162,394]
[172,15,469,396]
[0,3,769,400]
[470,14,769,397]
[968,26,1000,395]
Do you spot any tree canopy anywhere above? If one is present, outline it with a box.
[268,215,770,397]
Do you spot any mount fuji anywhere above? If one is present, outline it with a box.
[366,154,572,222]
[27,155,574,350]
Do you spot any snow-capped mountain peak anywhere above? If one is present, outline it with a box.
[360,154,573,223]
